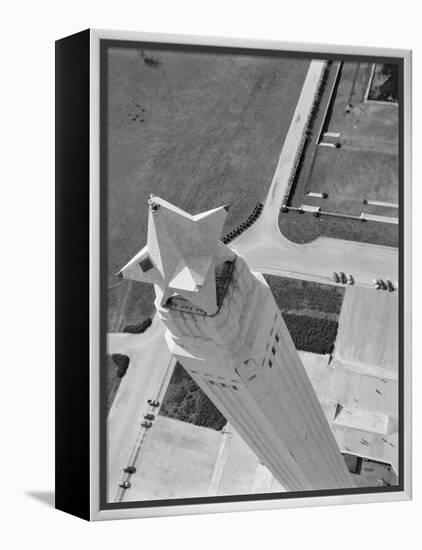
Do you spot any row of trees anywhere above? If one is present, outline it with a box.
[123,317,152,334]
[282,313,339,355]
[222,202,264,244]
[282,61,333,208]
[160,363,227,431]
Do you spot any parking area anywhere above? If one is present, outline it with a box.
[286,61,399,240]
[308,62,398,214]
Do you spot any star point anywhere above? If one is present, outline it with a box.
[119,196,235,314]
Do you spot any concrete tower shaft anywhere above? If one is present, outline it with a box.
[120,197,355,491]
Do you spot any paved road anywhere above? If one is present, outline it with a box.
[231,61,398,286]
[107,316,175,501]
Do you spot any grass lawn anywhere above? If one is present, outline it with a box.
[105,46,309,331]
[264,274,345,354]
[305,147,398,215]
[278,209,398,247]
[108,281,156,332]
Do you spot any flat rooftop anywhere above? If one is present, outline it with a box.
[334,285,398,379]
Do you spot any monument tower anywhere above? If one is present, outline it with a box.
[119,195,354,491]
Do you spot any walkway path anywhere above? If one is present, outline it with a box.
[107,316,175,501]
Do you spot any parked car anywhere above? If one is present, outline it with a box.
[386,280,395,292]
[141,420,153,429]
[378,279,387,290]
[372,279,381,289]
[143,413,155,421]
[147,399,160,407]
[119,480,131,489]
[339,272,347,284]
[347,274,354,285]
[333,272,340,283]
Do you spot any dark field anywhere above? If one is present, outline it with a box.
[264,275,344,319]
[160,363,227,431]
[283,314,338,355]
[265,275,344,354]
[106,47,309,330]
[283,61,398,246]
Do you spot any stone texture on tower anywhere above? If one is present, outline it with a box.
[119,195,355,491]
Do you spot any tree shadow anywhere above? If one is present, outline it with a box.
[26,490,55,508]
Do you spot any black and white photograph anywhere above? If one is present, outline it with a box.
[98,36,407,511]
[2,0,420,546]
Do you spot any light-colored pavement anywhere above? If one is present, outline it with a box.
[230,61,398,286]
[107,315,175,501]
[301,349,398,473]
[121,416,223,501]
[207,426,233,496]
[334,286,398,379]
[115,349,398,503]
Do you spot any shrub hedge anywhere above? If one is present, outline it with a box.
[112,353,130,378]
[160,363,226,431]
[123,317,152,334]
[282,313,338,355]
[264,275,344,317]
[106,354,131,412]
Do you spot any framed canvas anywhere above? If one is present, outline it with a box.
[55,29,412,521]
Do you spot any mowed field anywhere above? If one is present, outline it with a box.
[309,148,398,216]
[334,286,398,372]
[106,47,309,330]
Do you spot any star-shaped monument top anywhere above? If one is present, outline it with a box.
[118,195,235,314]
